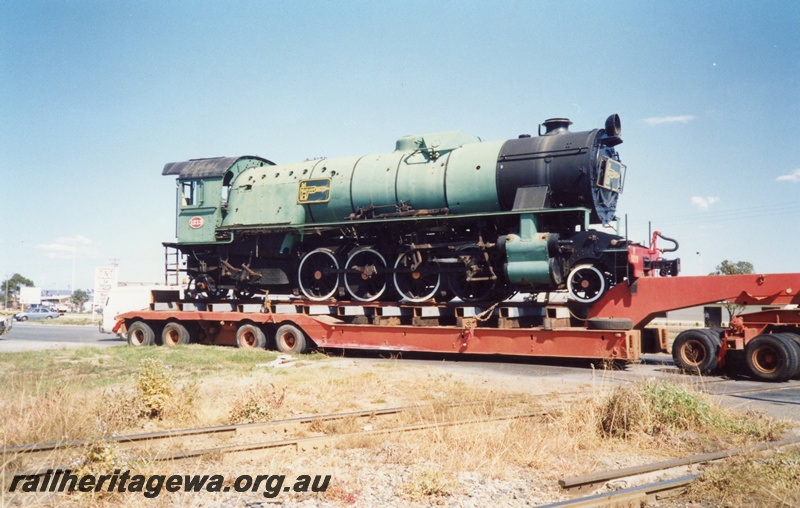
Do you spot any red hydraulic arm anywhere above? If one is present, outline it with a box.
[587,273,800,328]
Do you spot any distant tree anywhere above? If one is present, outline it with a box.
[711,260,754,276]
[70,289,89,312]
[710,260,755,321]
[2,273,35,307]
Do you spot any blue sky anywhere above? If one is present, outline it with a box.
[1,0,798,292]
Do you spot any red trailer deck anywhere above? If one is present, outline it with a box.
[117,272,800,382]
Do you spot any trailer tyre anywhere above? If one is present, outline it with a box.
[236,324,267,349]
[275,324,308,354]
[780,333,800,379]
[128,321,156,347]
[586,318,634,331]
[162,322,191,346]
[745,334,800,382]
[672,329,719,375]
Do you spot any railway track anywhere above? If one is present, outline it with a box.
[543,435,800,507]
[3,394,562,478]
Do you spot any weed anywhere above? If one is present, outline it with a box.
[228,382,286,424]
[137,358,174,419]
[688,451,800,506]
[96,387,140,432]
[598,380,784,441]
[309,416,362,435]
[403,468,457,500]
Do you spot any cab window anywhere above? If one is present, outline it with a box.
[180,180,204,207]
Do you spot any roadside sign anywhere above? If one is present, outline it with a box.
[20,287,41,305]
[94,267,119,308]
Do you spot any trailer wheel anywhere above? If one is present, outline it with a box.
[161,322,191,346]
[275,324,308,354]
[672,329,719,375]
[236,324,266,349]
[128,321,156,347]
[780,333,800,379]
[586,318,634,331]
[746,334,800,382]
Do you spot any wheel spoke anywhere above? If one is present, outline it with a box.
[448,247,497,302]
[345,248,388,302]
[298,249,339,300]
[393,251,440,302]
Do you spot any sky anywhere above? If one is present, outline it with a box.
[1,0,799,293]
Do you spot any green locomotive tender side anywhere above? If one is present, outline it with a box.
[162,114,672,304]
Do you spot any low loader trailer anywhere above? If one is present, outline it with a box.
[117,273,800,382]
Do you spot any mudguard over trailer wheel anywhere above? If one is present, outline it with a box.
[162,322,191,346]
[236,324,267,349]
[275,323,308,354]
[128,321,156,347]
[745,334,800,382]
[672,329,720,375]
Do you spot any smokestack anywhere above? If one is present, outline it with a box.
[540,118,572,136]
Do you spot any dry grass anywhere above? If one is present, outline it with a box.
[688,450,800,507]
[227,382,286,424]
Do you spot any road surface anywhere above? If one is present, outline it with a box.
[0,321,124,351]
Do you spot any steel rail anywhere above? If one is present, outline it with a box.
[559,435,800,489]
[538,474,699,508]
[1,396,524,456]
[157,411,544,461]
[8,411,545,477]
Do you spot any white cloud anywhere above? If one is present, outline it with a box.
[691,196,720,211]
[642,115,697,125]
[36,235,94,260]
[776,168,800,183]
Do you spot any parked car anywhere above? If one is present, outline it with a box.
[14,308,60,321]
[0,315,12,336]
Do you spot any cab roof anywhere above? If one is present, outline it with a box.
[162,156,274,179]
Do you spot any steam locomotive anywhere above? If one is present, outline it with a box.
[163,114,679,304]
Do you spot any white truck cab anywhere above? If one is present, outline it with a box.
[101,285,178,336]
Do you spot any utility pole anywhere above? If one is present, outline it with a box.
[71,237,77,297]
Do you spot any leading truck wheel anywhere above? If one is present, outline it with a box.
[275,324,308,354]
[161,322,191,346]
[128,321,156,347]
[566,264,607,304]
[236,324,266,349]
[672,329,720,375]
[745,334,800,382]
